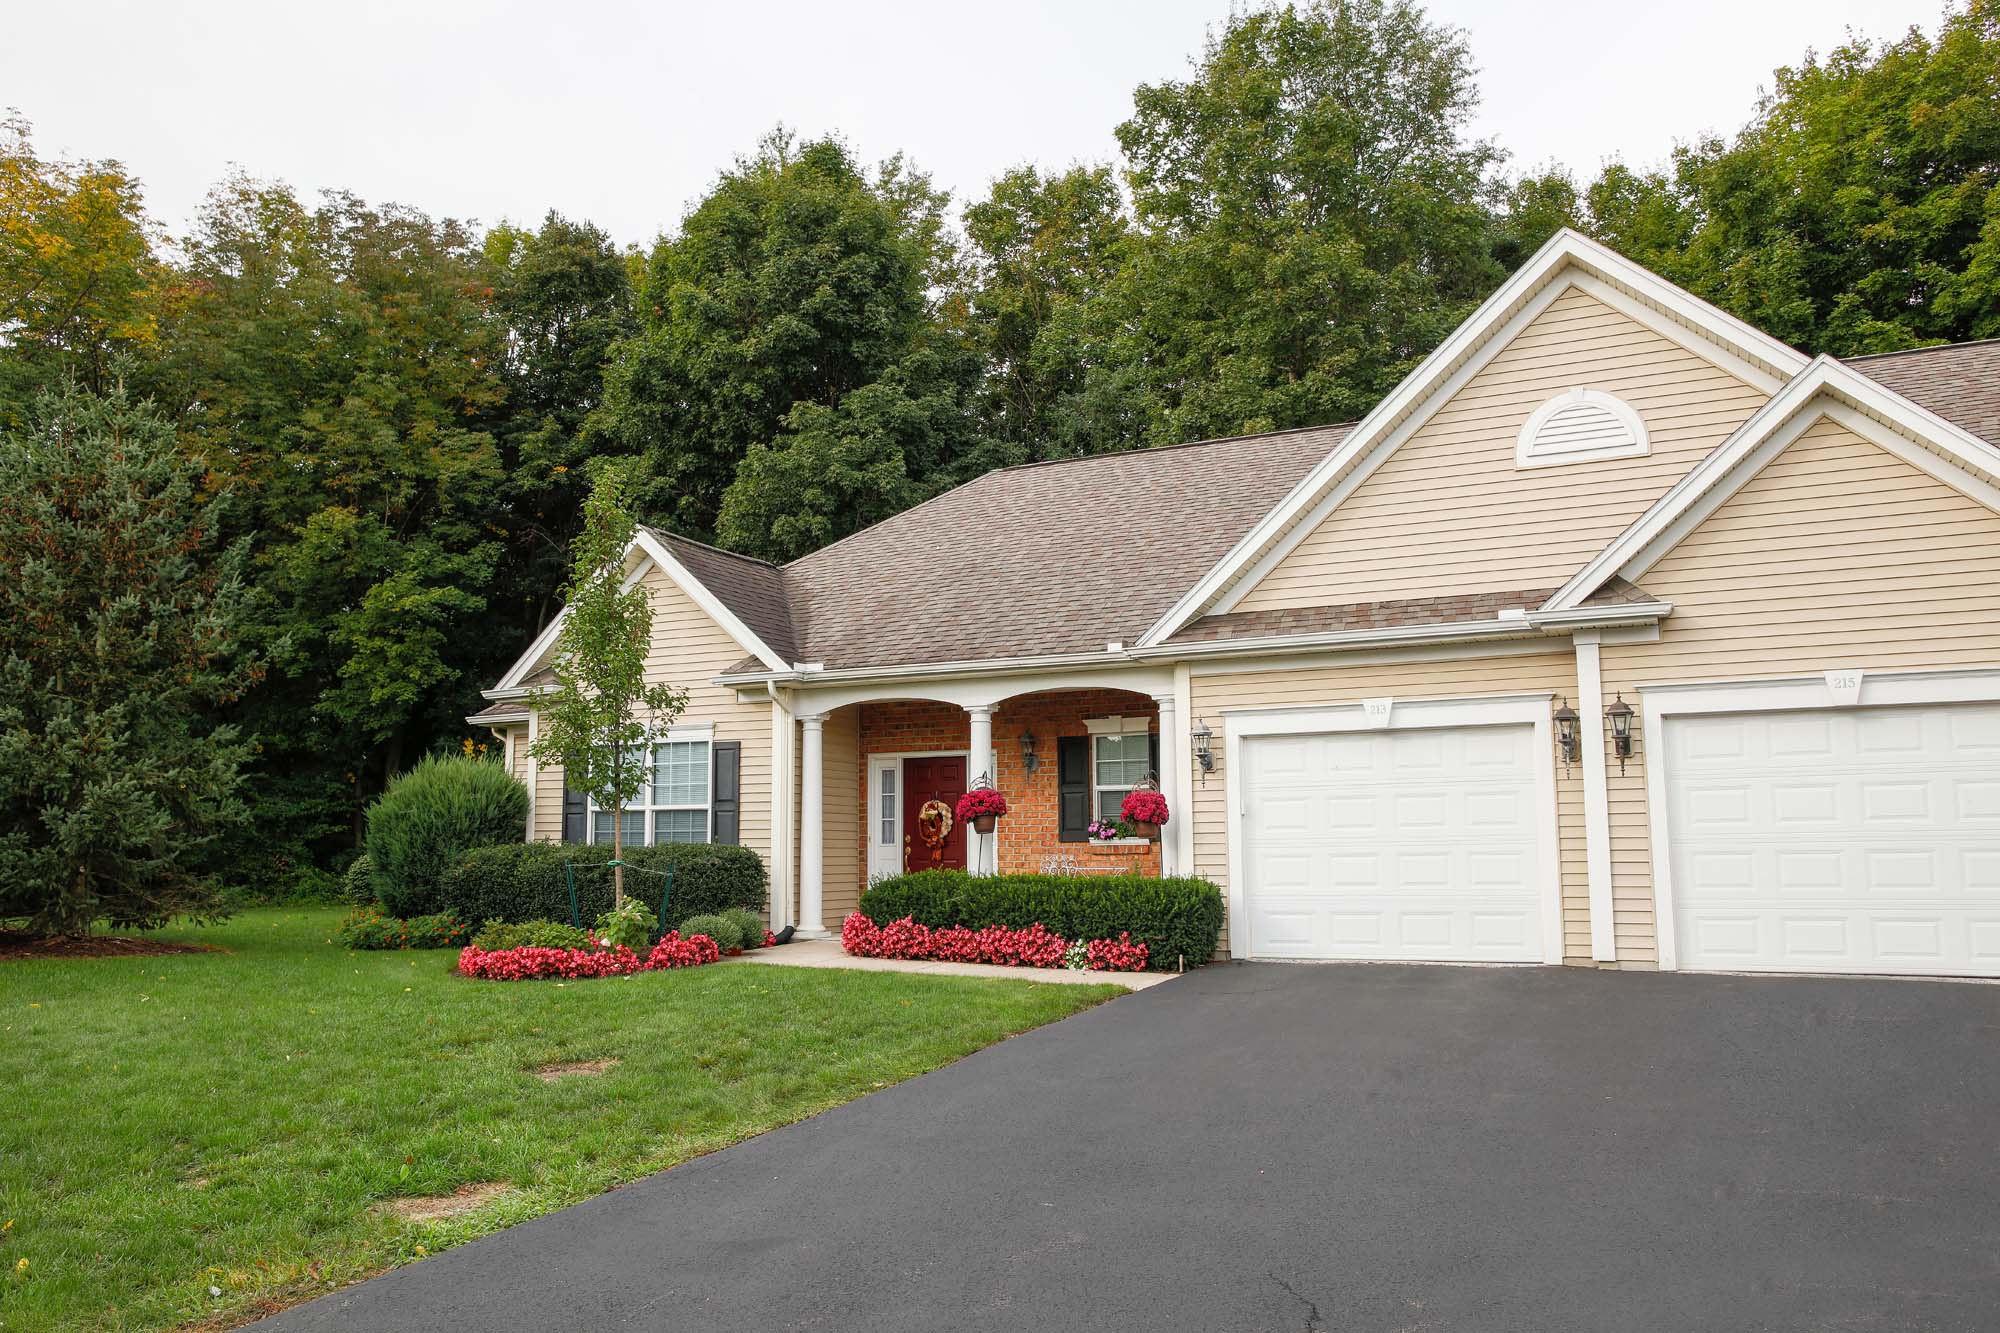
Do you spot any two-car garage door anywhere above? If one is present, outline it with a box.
[1665,702,2000,976]
[1240,724,1549,962]
[1236,697,2000,976]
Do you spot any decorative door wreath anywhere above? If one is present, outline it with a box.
[916,799,954,870]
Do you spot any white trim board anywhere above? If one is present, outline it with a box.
[1221,691,1563,966]
[1638,666,2000,971]
[1136,229,1809,647]
[492,532,791,692]
[1548,356,2000,612]
[1572,632,1616,962]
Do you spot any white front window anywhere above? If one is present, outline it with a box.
[1093,731,1152,820]
[589,738,711,845]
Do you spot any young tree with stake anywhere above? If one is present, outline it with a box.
[528,464,687,907]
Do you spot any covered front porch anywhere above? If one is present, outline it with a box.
[770,665,1196,937]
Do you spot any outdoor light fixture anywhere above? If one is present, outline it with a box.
[1605,693,1635,773]
[1553,697,1580,771]
[1192,717,1215,775]
[1019,727,1039,775]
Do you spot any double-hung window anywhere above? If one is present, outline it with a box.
[588,733,712,845]
[1088,717,1156,821]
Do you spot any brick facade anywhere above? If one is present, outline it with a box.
[854,690,1164,883]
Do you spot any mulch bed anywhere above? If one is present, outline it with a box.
[0,930,222,962]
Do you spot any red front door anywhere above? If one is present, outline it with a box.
[902,756,967,872]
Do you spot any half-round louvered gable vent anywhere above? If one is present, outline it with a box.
[1515,388,1649,468]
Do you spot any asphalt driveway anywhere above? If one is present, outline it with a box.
[254,963,2000,1331]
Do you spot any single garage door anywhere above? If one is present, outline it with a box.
[1666,702,2000,976]
[1240,725,1548,961]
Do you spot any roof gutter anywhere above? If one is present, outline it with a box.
[465,709,530,727]
[1130,601,1673,662]
[711,602,1673,685]
[713,646,1151,689]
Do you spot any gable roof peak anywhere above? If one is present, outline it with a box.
[1131,228,1814,649]
[1544,352,2000,612]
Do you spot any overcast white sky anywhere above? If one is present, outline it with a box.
[3,0,1951,245]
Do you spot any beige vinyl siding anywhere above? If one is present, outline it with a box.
[1599,415,2000,963]
[1235,286,1770,611]
[1188,648,1593,961]
[526,567,774,878]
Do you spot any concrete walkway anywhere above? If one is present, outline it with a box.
[728,936,1176,989]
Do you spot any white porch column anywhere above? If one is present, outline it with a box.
[1574,633,1617,962]
[797,712,829,937]
[1152,692,1180,876]
[965,704,995,875]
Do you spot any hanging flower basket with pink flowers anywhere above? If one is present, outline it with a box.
[1119,788,1170,841]
[954,786,1010,835]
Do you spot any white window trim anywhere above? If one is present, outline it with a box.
[1085,716,1154,829]
[1637,667,2000,972]
[584,724,717,847]
[1222,691,1563,965]
[1515,387,1649,468]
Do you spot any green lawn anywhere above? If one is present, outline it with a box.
[0,908,1119,1331]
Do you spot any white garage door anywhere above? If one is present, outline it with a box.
[1666,702,2000,976]
[1240,725,1548,961]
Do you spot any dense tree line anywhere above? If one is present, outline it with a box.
[3,0,1995,906]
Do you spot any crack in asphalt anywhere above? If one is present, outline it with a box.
[1269,1271,1325,1332]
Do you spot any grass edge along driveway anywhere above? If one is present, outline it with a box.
[0,908,1120,1331]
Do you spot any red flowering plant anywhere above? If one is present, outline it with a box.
[457,930,722,980]
[839,912,1149,971]
[1119,789,1170,827]
[954,788,1009,822]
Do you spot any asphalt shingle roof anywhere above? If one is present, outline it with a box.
[1166,588,1562,646]
[647,530,799,665]
[1847,340,2000,447]
[693,424,1354,672]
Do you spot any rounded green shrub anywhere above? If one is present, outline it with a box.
[678,912,744,951]
[366,755,530,918]
[341,852,378,905]
[721,907,766,948]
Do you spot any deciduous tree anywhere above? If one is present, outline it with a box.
[1112,0,1504,441]
[528,464,688,907]
[591,132,940,539]
[0,114,159,414]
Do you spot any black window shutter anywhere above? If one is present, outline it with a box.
[1149,730,1161,783]
[711,741,741,845]
[1057,736,1091,842]
[561,774,587,845]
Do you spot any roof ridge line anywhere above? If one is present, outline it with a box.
[983,421,1362,479]
[644,525,785,572]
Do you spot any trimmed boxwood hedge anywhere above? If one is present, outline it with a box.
[858,870,1224,970]
[440,842,767,928]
